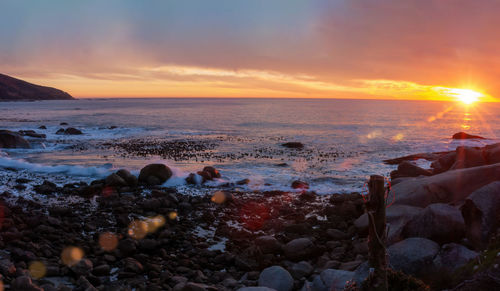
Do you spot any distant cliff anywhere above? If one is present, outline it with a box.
[0,73,73,101]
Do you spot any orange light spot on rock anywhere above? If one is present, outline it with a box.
[99,232,119,251]
[29,261,46,279]
[211,191,226,204]
[61,246,84,266]
[168,211,178,220]
[128,220,148,239]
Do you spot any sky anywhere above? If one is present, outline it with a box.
[0,0,499,101]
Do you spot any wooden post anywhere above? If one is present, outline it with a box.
[367,175,388,290]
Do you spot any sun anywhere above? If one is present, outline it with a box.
[447,88,483,104]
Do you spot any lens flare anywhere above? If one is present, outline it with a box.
[99,232,119,251]
[168,211,178,220]
[61,246,84,266]
[29,261,46,279]
[211,191,226,204]
[446,88,482,104]
[128,220,149,239]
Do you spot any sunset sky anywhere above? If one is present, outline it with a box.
[1,0,498,101]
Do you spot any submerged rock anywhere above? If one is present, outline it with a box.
[203,166,221,178]
[0,130,30,148]
[452,132,486,140]
[281,142,304,149]
[138,163,172,185]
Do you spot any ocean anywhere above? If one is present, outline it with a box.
[1,98,499,194]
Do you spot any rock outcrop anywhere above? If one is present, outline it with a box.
[0,73,73,100]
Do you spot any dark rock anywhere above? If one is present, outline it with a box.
[60,122,69,126]
[403,203,465,244]
[326,229,349,240]
[70,258,93,276]
[56,128,65,134]
[392,161,432,179]
[38,125,47,129]
[64,127,83,135]
[258,266,293,291]
[118,239,137,255]
[197,170,213,182]
[433,243,478,273]
[0,130,30,148]
[237,178,250,185]
[34,180,58,195]
[291,180,309,190]
[311,269,354,291]
[18,130,46,138]
[283,238,314,261]
[452,132,485,140]
[254,236,282,254]
[431,152,457,174]
[289,261,313,279]
[11,276,43,291]
[105,173,128,187]
[139,163,172,185]
[237,288,276,291]
[461,181,500,248]
[186,173,202,185]
[92,264,111,276]
[116,169,138,187]
[281,142,304,149]
[123,257,144,273]
[387,237,439,276]
[203,166,221,178]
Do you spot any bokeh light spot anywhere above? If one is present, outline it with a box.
[99,232,119,251]
[29,261,46,279]
[211,191,226,204]
[128,220,148,239]
[61,246,84,266]
[145,215,166,233]
[168,211,178,220]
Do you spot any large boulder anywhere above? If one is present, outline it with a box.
[392,163,500,208]
[0,130,30,148]
[138,164,172,185]
[485,143,500,164]
[116,169,138,187]
[433,243,478,273]
[311,269,354,291]
[387,238,440,276]
[255,236,282,254]
[450,146,487,170]
[354,205,422,245]
[461,181,500,248]
[402,203,465,244]
[258,266,294,291]
[430,152,457,174]
[391,161,432,179]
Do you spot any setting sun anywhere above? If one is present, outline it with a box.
[447,88,483,104]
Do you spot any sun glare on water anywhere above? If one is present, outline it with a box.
[447,88,483,104]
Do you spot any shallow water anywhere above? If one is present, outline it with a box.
[1,98,499,194]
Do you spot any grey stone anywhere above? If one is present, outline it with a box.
[258,266,293,291]
[387,237,440,276]
[311,269,354,291]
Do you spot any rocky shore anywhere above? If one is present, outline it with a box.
[1,132,500,290]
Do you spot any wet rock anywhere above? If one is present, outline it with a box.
[34,180,58,195]
[70,258,93,276]
[123,257,144,273]
[387,237,440,276]
[326,229,348,240]
[57,127,83,135]
[56,128,65,134]
[105,173,128,187]
[118,238,137,255]
[284,238,314,261]
[203,166,221,178]
[255,236,282,254]
[291,180,309,190]
[289,261,313,279]
[11,276,43,291]
[281,142,304,149]
[186,173,202,185]
[116,169,138,187]
[138,163,172,185]
[433,243,478,273]
[197,170,214,182]
[0,130,30,148]
[258,266,293,291]
[311,269,354,291]
[452,132,485,140]
[461,181,500,248]
[38,125,47,129]
[18,130,46,138]
[237,178,250,185]
[403,203,465,244]
[92,264,111,276]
